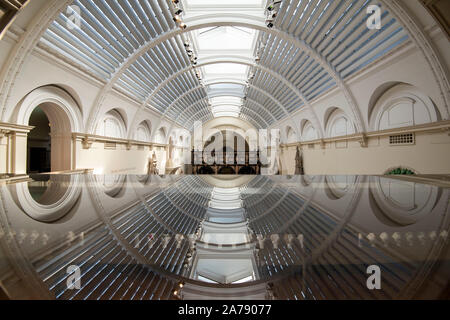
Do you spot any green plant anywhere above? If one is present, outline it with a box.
[386,168,415,175]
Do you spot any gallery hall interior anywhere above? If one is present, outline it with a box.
[0,0,449,301]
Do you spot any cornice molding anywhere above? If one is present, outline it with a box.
[280,120,450,148]
[72,132,168,150]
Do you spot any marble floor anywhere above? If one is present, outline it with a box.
[0,174,448,300]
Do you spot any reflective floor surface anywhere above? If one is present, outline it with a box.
[0,174,448,300]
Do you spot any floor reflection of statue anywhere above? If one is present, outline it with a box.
[148,152,158,175]
[295,147,304,175]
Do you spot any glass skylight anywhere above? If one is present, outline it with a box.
[210,96,243,106]
[197,27,256,52]
[207,83,246,98]
[210,96,243,118]
[212,106,242,118]
[204,63,248,76]
[186,0,263,6]
[183,0,265,119]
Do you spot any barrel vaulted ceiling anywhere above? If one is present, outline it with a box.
[39,0,409,130]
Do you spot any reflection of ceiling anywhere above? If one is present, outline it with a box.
[200,175,255,188]
[196,259,254,284]
[2,174,449,299]
[39,0,409,130]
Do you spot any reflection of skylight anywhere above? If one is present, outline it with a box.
[232,275,254,284]
[197,275,219,284]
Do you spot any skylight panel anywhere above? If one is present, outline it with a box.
[186,0,263,7]
[210,96,243,106]
[212,105,242,118]
[204,63,248,75]
[232,275,254,284]
[207,83,246,98]
[197,27,256,51]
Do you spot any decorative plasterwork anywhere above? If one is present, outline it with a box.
[379,0,450,119]
[0,0,72,122]
[81,135,94,150]
[358,134,368,148]
[0,129,10,138]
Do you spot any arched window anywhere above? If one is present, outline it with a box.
[370,84,440,131]
[96,109,126,139]
[301,121,317,141]
[135,120,152,142]
[285,126,297,143]
[325,108,355,138]
[155,127,167,144]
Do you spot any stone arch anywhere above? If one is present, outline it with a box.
[300,119,318,142]
[285,125,297,144]
[95,108,127,139]
[369,83,441,131]
[155,127,167,144]
[324,107,356,138]
[13,85,83,172]
[135,120,152,142]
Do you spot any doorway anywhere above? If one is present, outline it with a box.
[27,107,51,173]
[26,103,73,173]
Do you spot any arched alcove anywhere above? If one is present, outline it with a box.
[95,109,127,139]
[324,108,355,138]
[369,83,441,131]
[155,127,167,144]
[135,120,152,142]
[301,120,318,142]
[285,126,297,143]
[13,86,83,173]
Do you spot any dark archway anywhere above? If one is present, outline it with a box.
[218,166,236,175]
[17,86,82,174]
[198,166,215,174]
[238,166,256,175]
[27,107,51,173]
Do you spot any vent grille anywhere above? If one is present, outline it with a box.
[389,133,415,145]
